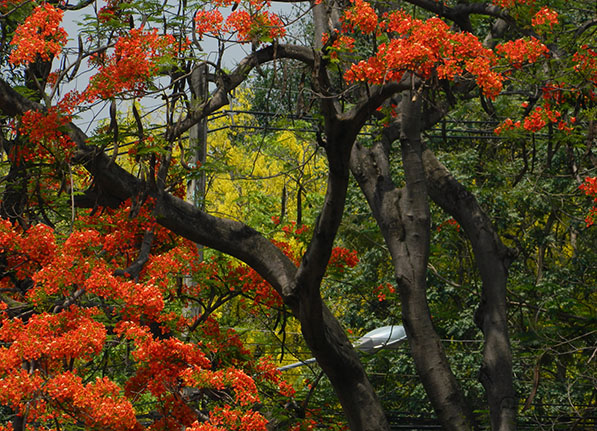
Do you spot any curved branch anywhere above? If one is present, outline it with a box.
[0,78,43,115]
[155,192,298,297]
[575,18,597,37]
[165,43,315,141]
[293,115,353,319]
[113,229,155,280]
[0,77,298,296]
[401,0,508,31]
[343,80,410,128]
[63,0,95,10]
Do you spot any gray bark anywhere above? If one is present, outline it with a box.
[350,107,517,430]
[350,95,475,431]
[422,148,517,431]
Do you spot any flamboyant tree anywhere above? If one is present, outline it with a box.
[0,0,595,429]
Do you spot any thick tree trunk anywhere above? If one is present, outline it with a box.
[350,95,474,431]
[422,149,517,431]
[289,121,390,431]
[299,304,390,430]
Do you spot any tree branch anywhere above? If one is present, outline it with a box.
[165,43,315,141]
[113,229,155,280]
[402,0,508,31]
[0,76,299,300]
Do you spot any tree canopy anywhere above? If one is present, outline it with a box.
[0,0,595,430]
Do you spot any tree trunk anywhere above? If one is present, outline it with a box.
[350,95,474,431]
[422,148,517,431]
[299,303,391,430]
[289,121,390,431]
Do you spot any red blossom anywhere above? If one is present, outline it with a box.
[573,45,597,85]
[86,28,178,100]
[327,247,359,273]
[436,218,460,232]
[494,117,520,135]
[373,282,396,302]
[342,0,378,34]
[0,306,106,364]
[531,7,558,29]
[195,9,224,37]
[344,11,504,99]
[8,3,67,66]
[580,177,597,226]
[226,10,285,44]
[542,82,568,104]
[496,37,549,69]
[45,372,138,430]
[18,108,76,163]
[0,221,57,280]
[522,104,562,132]
[327,34,356,61]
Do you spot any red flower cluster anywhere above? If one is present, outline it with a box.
[327,247,359,273]
[579,177,597,226]
[580,177,597,198]
[45,372,138,430]
[0,306,139,429]
[253,356,295,397]
[436,218,460,232]
[542,82,567,104]
[342,0,378,34]
[522,106,552,132]
[531,7,559,29]
[343,7,504,99]
[186,406,268,431]
[8,3,67,66]
[86,28,177,100]
[0,306,105,368]
[373,282,396,302]
[496,37,549,69]
[494,117,520,135]
[226,10,286,44]
[18,108,76,163]
[495,104,572,135]
[0,221,56,281]
[322,32,356,61]
[573,45,597,85]
[195,9,224,37]
[116,320,211,396]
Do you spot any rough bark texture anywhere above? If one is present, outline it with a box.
[350,95,474,431]
[350,116,517,430]
[422,148,517,431]
[288,112,389,430]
